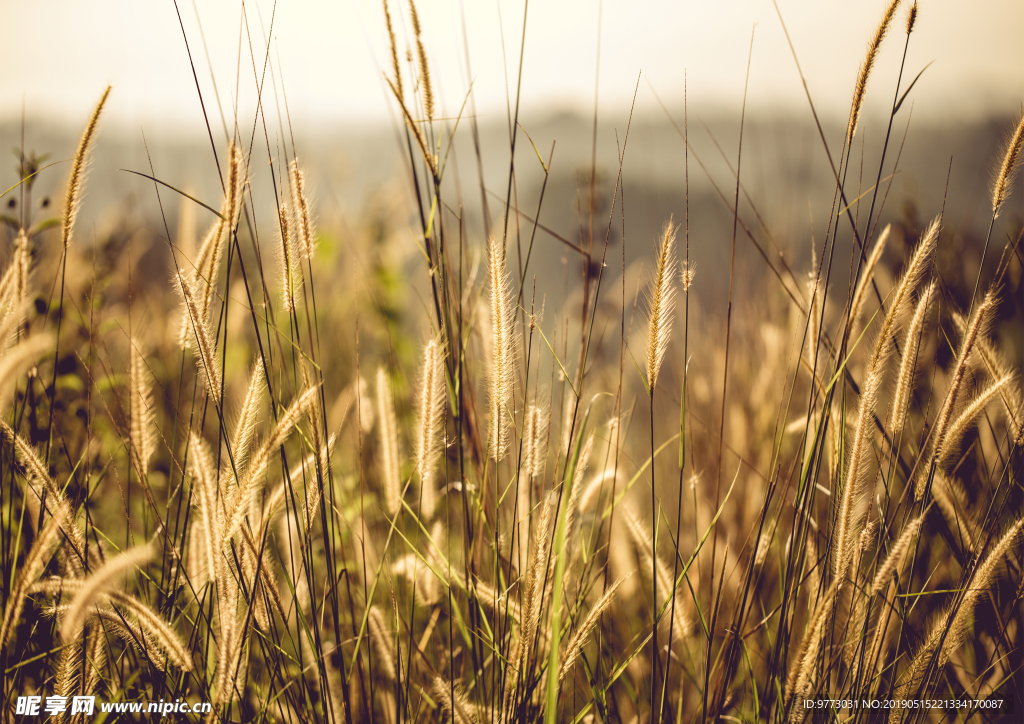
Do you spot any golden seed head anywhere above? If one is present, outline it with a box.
[680,260,696,293]
[992,110,1024,216]
[906,1,918,34]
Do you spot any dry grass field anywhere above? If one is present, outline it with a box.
[1,1,1022,722]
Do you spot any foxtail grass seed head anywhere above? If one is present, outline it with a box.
[432,676,475,724]
[0,230,30,322]
[196,142,246,322]
[890,281,935,436]
[906,1,918,33]
[754,528,773,569]
[176,271,222,405]
[357,374,376,432]
[377,367,402,515]
[0,508,65,651]
[383,0,404,99]
[645,218,677,392]
[62,545,154,643]
[223,387,318,543]
[849,224,890,334]
[833,357,885,582]
[522,402,549,480]
[867,216,937,377]
[2,420,86,573]
[289,158,316,260]
[950,310,1024,438]
[524,495,552,655]
[129,340,155,476]
[992,110,1024,216]
[408,0,434,121]
[941,515,1024,653]
[414,336,445,519]
[558,576,626,683]
[920,288,998,500]
[224,141,246,230]
[188,432,222,585]
[278,201,299,314]
[62,86,110,250]
[367,606,396,681]
[937,373,1012,468]
[847,0,900,145]
[91,608,169,671]
[231,360,265,477]
[56,586,196,672]
[898,515,1024,704]
[487,235,515,460]
[680,259,696,293]
[786,579,840,713]
[870,513,924,594]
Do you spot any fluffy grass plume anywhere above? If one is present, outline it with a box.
[848,223,890,334]
[890,281,935,435]
[377,366,403,515]
[129,340,155,475]
[834,220,936,579]
[991,109,1024,215]
[0,509,65,651]
[414,336,445,519]
[367,605,396,681]
[557,575,626,683]
[919,287,997,499]
[383,0,404,99]
[522,402,549,481]
[196,141,246,321]
[0,230,30,320]
[176,270,222,404]
[230,360,265,476]
[645,218,677,392]
[895,515,1024,709]
[278,200,300,314]
[408,0,434,121]
[870,512,926,594]
[61,86,110,250]
[846,0,900,145]
[289,158,316,260]
[61,545,154,643]
[487,234,515,460]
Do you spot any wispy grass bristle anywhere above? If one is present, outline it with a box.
[890,281,935,435]
[870,512,925,594]
[289,158,316,261]
[992,110,1024,215]
[61,545,154,643]
[377,366,402,515]
[0,509,65,651]
[414,336,445,519]
[408,0,434,121]
[846,0,901,145]
[645,218,677,392]
[129,340,155,476]
[487,235,515,460]
[62,86,110,250]
[849,223,890,335]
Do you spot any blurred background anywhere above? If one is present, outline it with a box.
[0,0,1022,313]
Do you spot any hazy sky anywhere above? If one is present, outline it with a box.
[2,0,1022,132]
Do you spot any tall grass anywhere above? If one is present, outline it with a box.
[0,2,1021,723]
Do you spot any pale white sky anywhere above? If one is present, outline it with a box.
[1,0,1021,132]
